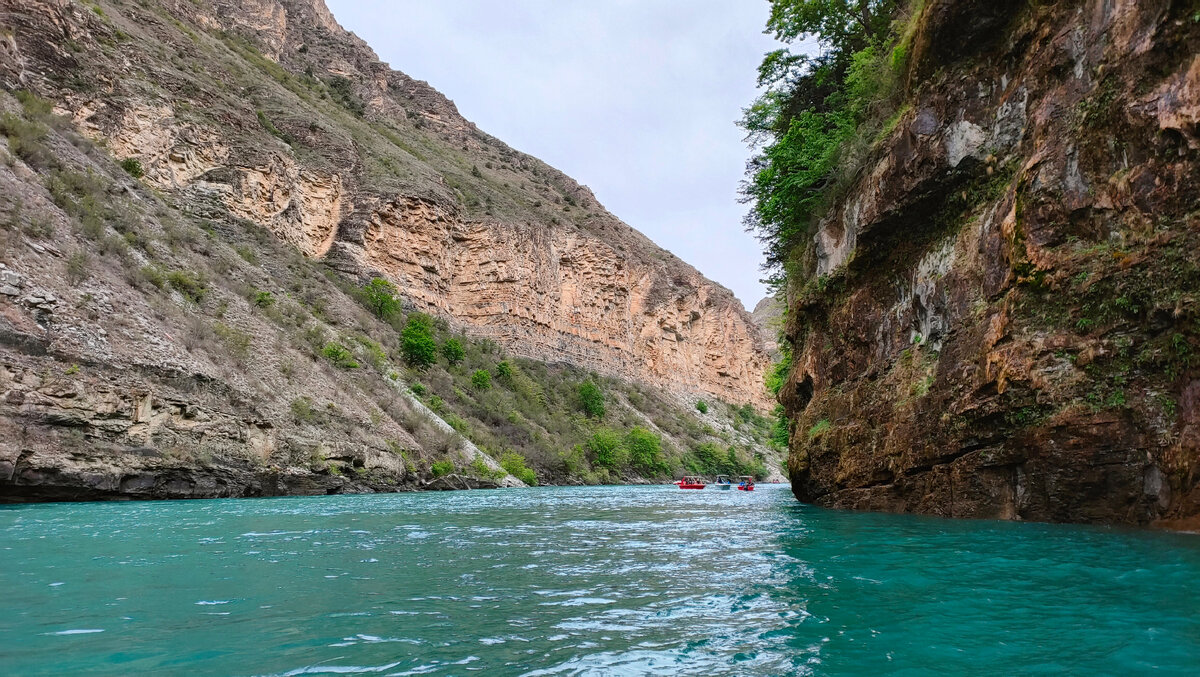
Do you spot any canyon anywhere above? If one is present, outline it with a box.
[0,0,775,500]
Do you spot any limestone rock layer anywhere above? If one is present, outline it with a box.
[0,0,770,409]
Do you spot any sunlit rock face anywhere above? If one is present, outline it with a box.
[782,0,1200,526]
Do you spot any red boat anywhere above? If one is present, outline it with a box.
[677,475,706,489]
[736,476,756,491]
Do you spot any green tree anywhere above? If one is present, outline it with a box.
[471,369,492,390]
[687,442,725,475]
[495,360,514,381]
[578,380,605,418]
[361,277,400,320]
[625,427,666,477]
[401,313,437,369]
[765,1,898,58]
[695,400,709,414]
[725,446,744,475]
[586,429,625,470]
[321,342,359,369]
[441,337,465,365]
[742,0,905,286]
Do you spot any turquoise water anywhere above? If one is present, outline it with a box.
[2,485,1198,675]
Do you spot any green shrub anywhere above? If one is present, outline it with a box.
[735,403,757,424]
[352,335,388,371]
[578,379,605,418]
[430,459,455,478]
[232,244,258,264]
[426,395,444,413]
[0,112,51,168]
[499,451,537,486]
[321,342,359,369]
[471,369,492,390]
[326,76,365,116]
[361,277,400,320]
[15,90,53,118]
[65,251,90,286]
[765,348,792,397]
[441,337,465,365]
[290,397,317,422]
[166,269,207,303]
[138,264,167,289]
[469,457,503,481]
[445,413,471,434]
[119,158,144,178]
[255,110,293,145]
[46,170,108,237]
[410,383,427,396]
[253,290,275,307]
[401,313,437,369]
[214,322,252,361]
[686,441,726,475]
[695,400,708,414]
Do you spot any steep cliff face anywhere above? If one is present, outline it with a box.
[0,0,769,410]
[0,0,778,502]
[751,296,786,360]
[349,197,766,405]
[783,0,1200,526]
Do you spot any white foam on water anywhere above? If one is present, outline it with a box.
[278,661,403,675]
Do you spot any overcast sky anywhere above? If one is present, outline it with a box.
[324,0,781,308]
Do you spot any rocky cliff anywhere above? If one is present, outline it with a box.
[0,0,776,501]
[751,295,786,360]
[0,0,770,410]
[782,0,1200,526]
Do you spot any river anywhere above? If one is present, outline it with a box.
[2,485,1198,675]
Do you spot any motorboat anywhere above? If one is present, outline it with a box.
[736,475,756,491]
[677,475,706,489]
[714,474,732,490]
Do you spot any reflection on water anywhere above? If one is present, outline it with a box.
[1,485,1198,675]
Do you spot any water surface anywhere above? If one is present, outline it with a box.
[2,485,1198,675]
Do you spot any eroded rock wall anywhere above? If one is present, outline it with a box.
[344,197,769,406]
[0,0,770,409]
[783,0,1200,526]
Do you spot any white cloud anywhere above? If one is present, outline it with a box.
[326,0,781,307]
